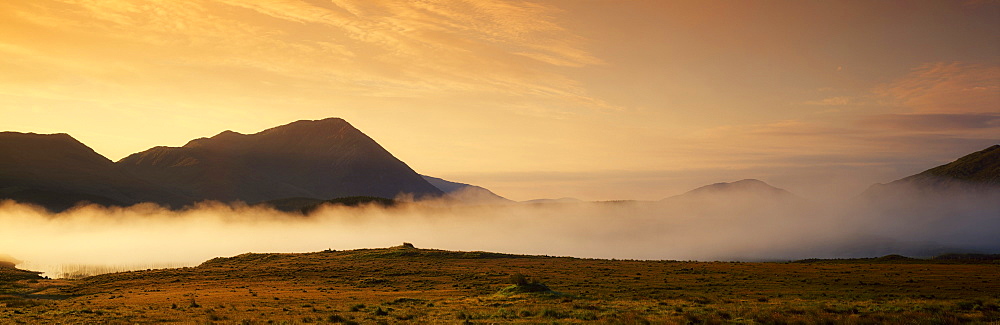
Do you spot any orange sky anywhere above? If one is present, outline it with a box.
[1,0,997,201]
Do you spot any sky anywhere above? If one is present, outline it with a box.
[0,0,997,201]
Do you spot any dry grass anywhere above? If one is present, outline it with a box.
[1,246,998,324]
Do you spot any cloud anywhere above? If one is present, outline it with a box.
[875,62,1000,114]
[695,61,999,178]
[861,113,1000,132]
[801,96,855,106]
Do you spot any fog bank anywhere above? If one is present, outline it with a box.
[1,187,998,278]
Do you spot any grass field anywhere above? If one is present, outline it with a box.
[1,245,998,324]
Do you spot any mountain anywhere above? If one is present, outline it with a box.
[0,132,188,211]
[117,118,443,204]
[857,145,1000,255]
[867,145,999,194]
[421,175,512,204]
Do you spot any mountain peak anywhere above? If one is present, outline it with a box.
[271,117,350,131]
[213,130,244,138]
[255,118,357,140]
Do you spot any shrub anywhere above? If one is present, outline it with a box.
[499,273,552,294]
[510,273,530,286]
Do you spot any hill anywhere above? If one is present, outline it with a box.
[117,118,442,205]
[4,246,999,323]
[0,132,188,211]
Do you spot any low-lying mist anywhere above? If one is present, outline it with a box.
[2,186,998,278]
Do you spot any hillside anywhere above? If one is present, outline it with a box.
[900,144,1000,186]
[117,118,443,204]
[866,144,1000,195]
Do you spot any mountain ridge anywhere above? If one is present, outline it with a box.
[1,118,445,210]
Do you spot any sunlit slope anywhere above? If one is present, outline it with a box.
[12,245,994,324]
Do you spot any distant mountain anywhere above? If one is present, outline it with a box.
[670,179,794,198]
[659,179,809,216]
[522,197,583,204]
[0,132,188,211]
[866,145,999,195]
[663,179,801,203]
[117,118,443,204]
[421,175,512,204]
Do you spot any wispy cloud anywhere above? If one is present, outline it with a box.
[875,62,1000,114]
[801,96,856,106]
[861,113,1000,132]
[686,60,1000,174]
[0,0,605,111]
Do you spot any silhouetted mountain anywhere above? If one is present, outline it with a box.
[0,132,188,211]
[117,118,442,204]
[421,175,512,204]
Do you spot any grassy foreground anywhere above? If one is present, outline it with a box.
[1,245,998,324]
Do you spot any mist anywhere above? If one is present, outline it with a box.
[1,185,998,278]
